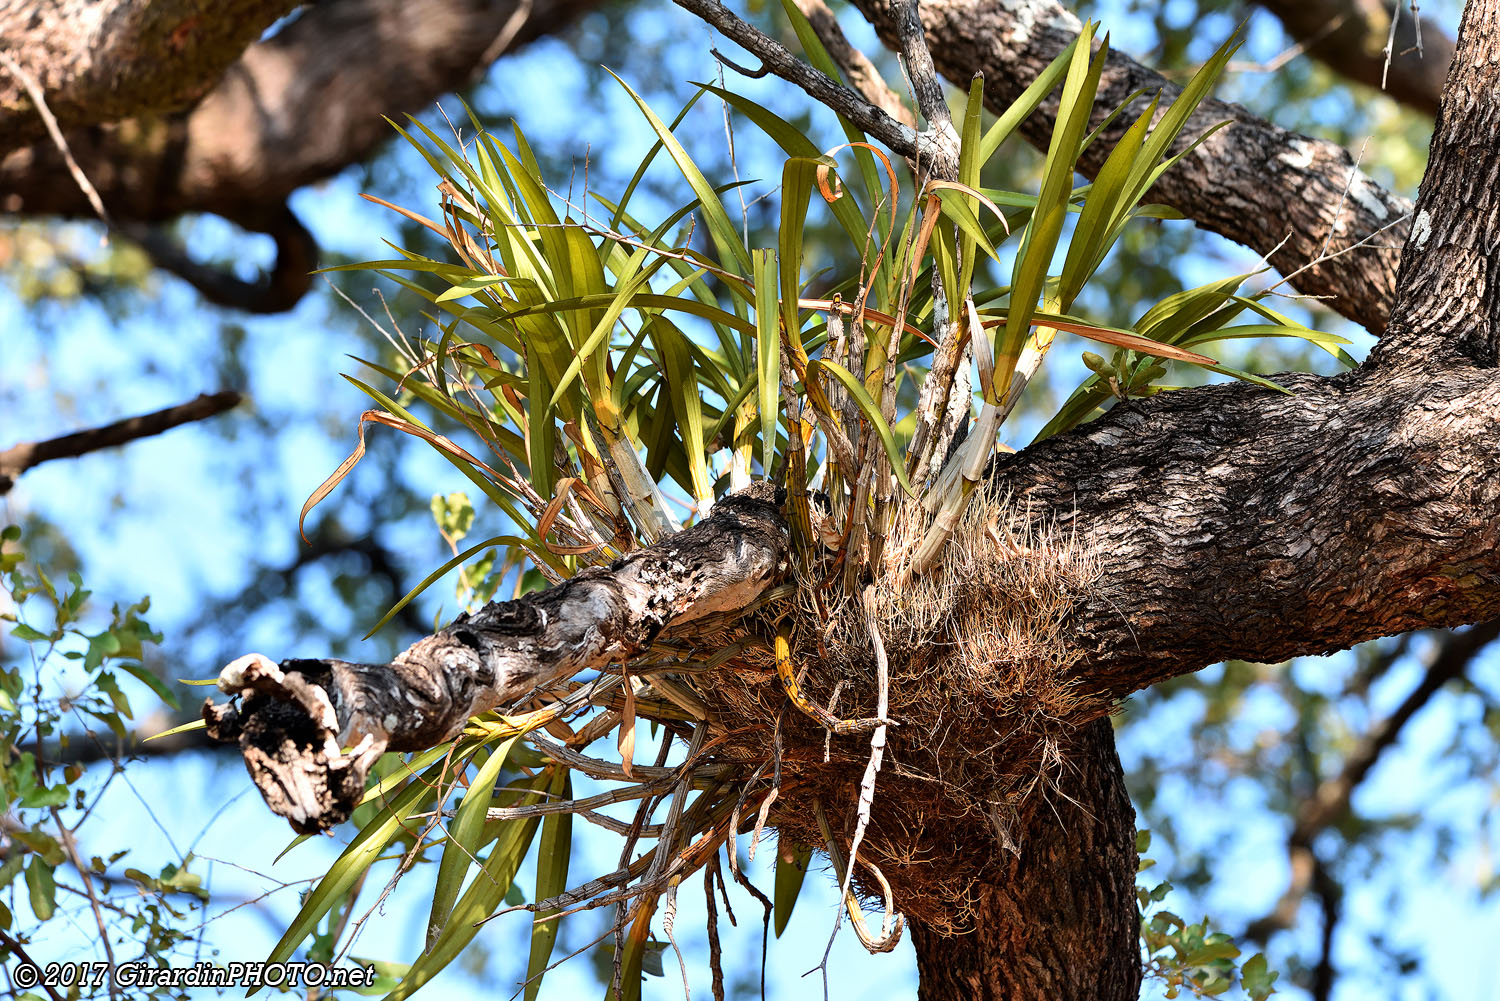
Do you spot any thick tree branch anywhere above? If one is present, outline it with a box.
[0,390,241,494]
[1256,0,1455,117]
[0,0,603,311]
[995,363,1500,695]
[1375,2,1500,365]
[203,485,788,832]
[911,719,1140,1001]
[848,0,1410,335]
[0,0,298,148]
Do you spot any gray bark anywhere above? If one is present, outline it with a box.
[204,485,787,832]
[0,0,603,311]
[849,0,1411,336]
[0,0,297,147]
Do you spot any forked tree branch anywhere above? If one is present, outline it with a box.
[791,0,915,131]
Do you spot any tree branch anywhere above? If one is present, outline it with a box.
[0,0,299,148]
[1244,620,1498,942]
[790,0,915,132]
[848,0,1410,335]
[672,0,920,159]
[0,390,241,494]
[208,0,1500,853]
[1255,0,1455,117]
[887,0,959,176]
[995,363,1500,695]
[0,0,603,312]
[202,485,788,832]
[1374,2,1500,365]
[114,203,318,315]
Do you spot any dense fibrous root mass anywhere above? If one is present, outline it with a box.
[688,485,1109,928]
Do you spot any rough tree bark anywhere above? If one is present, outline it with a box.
[0,0,298,147]
[200,2,1500,999]
[205,486,787,832]
[909,720,1140,1001]
[0,0,603,311]
[850,0,1411,336]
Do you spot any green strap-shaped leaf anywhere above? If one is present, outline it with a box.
[780,157,825,343]
[1134,272,1255,341]
[610,70,752,275]
[363,537,531,640]
[265,760,452,970]
[997,23,1105,402]
[388,772,547,1001]
[779,0,884,223]
[978,35,1081,163]
[609,91,706,232]
[1057,93,1159,308]
[753,248,781,477]
[493,292,755,337]
[428,738,520,943]
[956,74,988,295]
[524,769,573,1001]
[648,316,713,508]
[773,845,811,937]
[701,84,880,284]
[545,252,674,413]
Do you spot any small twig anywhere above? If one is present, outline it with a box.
[1381,0,1402,90]
[0,51,108,226]
[0,391,242,494]
[1317,139,1371,262]
[711,48,770,78]
[505,924,618,1001]
[51,809,119,1000]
